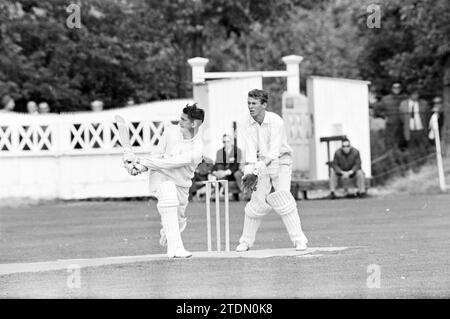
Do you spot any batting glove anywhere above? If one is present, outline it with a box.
[123,151,136,164]
[242,173,258,193]
[133,161,148,174]
[124,162,138,176]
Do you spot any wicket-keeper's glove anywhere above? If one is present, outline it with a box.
[242,173,258,193]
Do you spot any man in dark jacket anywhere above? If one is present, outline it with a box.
[211,134,243,199]
[329,138,366,199]
[376,82,407,150]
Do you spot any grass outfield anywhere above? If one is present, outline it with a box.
[0,194,450,298]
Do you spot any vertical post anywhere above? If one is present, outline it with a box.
[187,57,209,84]
[54,118,64,198]
[282,55,303,95]
[10,119,18,156]
[205,182,212,251]
[232,121,237,151]
[224,180,230,252]
[432,115,447,192]
[215,181,221,252]
[326,141,331,177]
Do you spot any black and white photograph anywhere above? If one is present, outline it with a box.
[1,0,450,303]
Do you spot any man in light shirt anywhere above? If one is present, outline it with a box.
[123,104,205,258]
[399,89,430,168]
[236,89,308,252]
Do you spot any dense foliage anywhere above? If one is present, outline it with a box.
[1,0,449,131]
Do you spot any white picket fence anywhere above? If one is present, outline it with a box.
[0,99,192,200]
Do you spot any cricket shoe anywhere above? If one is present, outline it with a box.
[168,247,192,258]
[235,242,250,252]
[159,228,167,247]
[295,241,308,251]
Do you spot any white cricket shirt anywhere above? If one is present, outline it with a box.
[240,111,292,176]
[139,124,203,188]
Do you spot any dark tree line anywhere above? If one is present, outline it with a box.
[1,0,449,148]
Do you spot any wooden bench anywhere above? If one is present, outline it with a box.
[291,178,372,200]
[192,177,371,201]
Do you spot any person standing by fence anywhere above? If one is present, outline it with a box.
[376,82,406,151]
[399,89,430,170]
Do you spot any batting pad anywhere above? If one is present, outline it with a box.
[239,216,262,248]
[279,212,308,244]
[156,181,179,209]
[159,217,186,248]
[266,190,296,216]
[156,181,185,257]
[177,202,188,232]
[267,191,308,245]
[238,198,271,247]
[245,198,272,218]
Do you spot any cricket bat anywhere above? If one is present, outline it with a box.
[115,115,132,152]
[115,115,146,176]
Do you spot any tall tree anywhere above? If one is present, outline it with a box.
[356,0,450,150]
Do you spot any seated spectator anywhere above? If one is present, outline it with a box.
[27,101,39,114]
[1,95,15,112]
[211,134,243,200]
[38,102,50,114]
[189,156,214,200]
[329,138,366,199]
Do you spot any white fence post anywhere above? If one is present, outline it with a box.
[431,114,447,192]
[282,55,303,94]
[188,57,209,84]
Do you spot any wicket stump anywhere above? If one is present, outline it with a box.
[203,179,230,252]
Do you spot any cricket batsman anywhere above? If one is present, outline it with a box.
[123,103,205,258]
[236,89,308,252]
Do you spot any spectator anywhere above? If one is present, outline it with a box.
[38,102,50,114]
[1,95,15,112]
[91,100,104,112]
[428,96,445,143]
[211,133,244,200]
[26,101,39,114]
[399,89,430,168]
[329,138,366,199]
[376,82,407,150]
[189,157,214,200]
